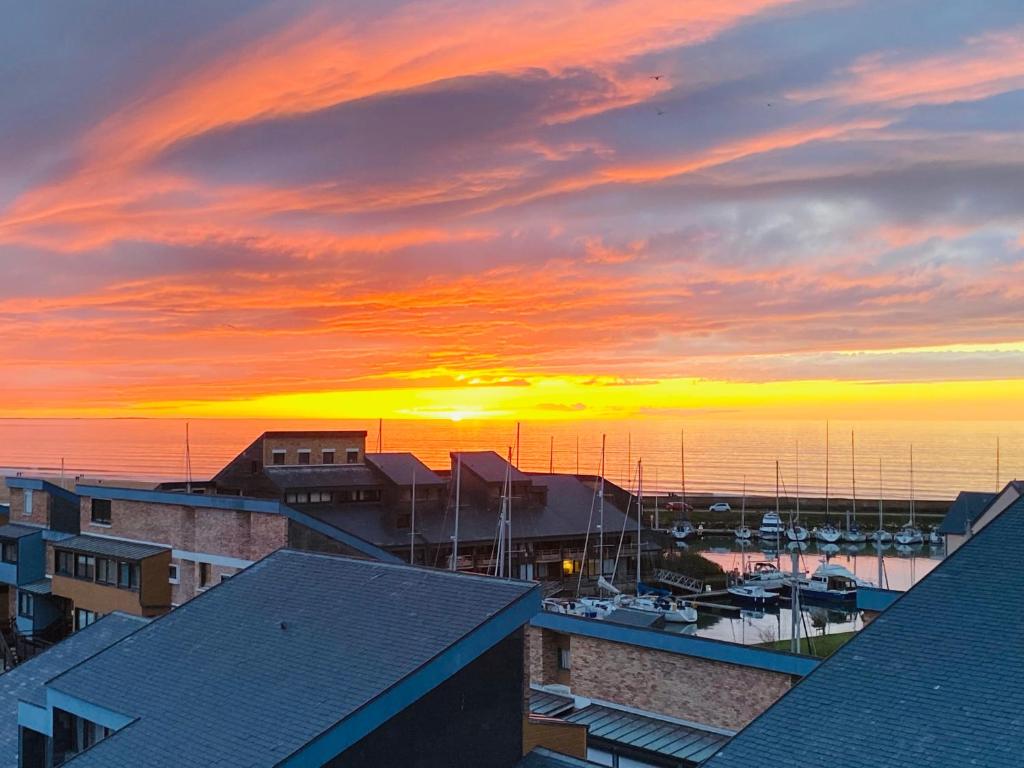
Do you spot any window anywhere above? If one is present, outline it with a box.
[18,591,33,618]
[56,550,73,576]
[286,492,310,504]
[1,540,17,564]
[75,554,95,580]
[346,448,359,464]
[297,449,311,465]
[74,609,97,631]
[271,449,286,465]
[117,562,139,590]
[96,558,116,584]
[23,488,33,517]
[308,491,331,503]
[168,563,180,584]
[558,647,571,671]
[90,498,112,525]
[199,562,211,589]
[322,449,335,464]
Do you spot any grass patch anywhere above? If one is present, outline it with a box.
[762,630,857,658]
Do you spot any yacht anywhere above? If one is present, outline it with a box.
[894,523,923,545]
[615,594,697,623]
[843,522,867,543]
[815,523,842,543]
[786,522,809,542]
[672,519,696,541]
[869,528,893,543]
[759,511,784,541]
[542,598,616,619]
[727,584,779,606]
[742,561,791,591]
[792,563,865,603]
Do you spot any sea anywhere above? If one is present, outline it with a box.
[0,417,1019,501]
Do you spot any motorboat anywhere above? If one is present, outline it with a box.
[542,597,616,619]
[727,584,779,606]
[815,523,842,543]
[813,562,875,587]
[742,561,790,591]
[616,594,697,623]
[786,523,809,542]
[791,564,864,603]
[759,511,784,540]
[672,519,696,541]
[894,523,923,546]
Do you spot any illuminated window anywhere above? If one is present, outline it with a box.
[562,559,575,576]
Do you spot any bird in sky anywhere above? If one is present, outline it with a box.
[650,74,664,80]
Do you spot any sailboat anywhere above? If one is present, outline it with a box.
[735,475,752,540]
[870,457,892,543]
[895,445,923,545]
[843,430,866,542]
[816,424,841,543]
[760,461,785,542]
[785,449,809,542]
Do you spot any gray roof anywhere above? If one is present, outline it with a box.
[365,452,445,486]
[0,523,42,540]
[19,578,51,596]
[56,550,537,767]
[936,490,996,534]
[517,748,604,768]
[54,535,168,561]
[568,704,729,766]
[0,613,148,768]
[264,464,380,490]
[455,451,530,484]
[529,688,575,718]
[707,495,1024,768]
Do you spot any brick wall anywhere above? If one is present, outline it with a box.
[8,488,51,527]
[567,635,792,730]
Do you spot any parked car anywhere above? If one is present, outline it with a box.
[665,501,694,513]
[708,502,732,513]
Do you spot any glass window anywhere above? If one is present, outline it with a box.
[91,499,112,525]
[558,648,571,670]
[96,558,116,584]
[117,561,138,589]
[199,562,211,588]
[297,449,311,465]
[322,449,335,464]
[75,609,97,631]
[346,448,359,464]
[75,554,95,580]
[56,550,73,575]
[271,450,286,465]
[1,540,17,564]
[169,563,180,583]
[18,591,33,618]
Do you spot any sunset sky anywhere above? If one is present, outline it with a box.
[2,0,1023,420]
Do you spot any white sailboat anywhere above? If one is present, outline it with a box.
[895,445,923,545]
[816,425,842,543]
[843,430,866,542]
[870,457,892,543]
[785,449,809,542]
[735,475,752,540]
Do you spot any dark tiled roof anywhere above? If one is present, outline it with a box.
[706,495,1024,768]
[55,550,538,767]
[262,430,366,439]
[567,704,730,766]
[302,503,412,548]
[0,523,42,540]
[19,578,51,596]
[365,452,445,486]
[264,464,380,490]
[455,451,530,484]
[0,613,148,768]
[529,688,575,717]
[936,490,996,534]
[54,535,168,561]
[517,748,604,768]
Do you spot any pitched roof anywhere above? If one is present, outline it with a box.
[455,451,530,484]
[365,452,445,486]
[53,535,169,561]
[55,550,538,767]
[263,464,381,490]
[0,613,148,768]
[262,430,367,439]
[517,748,605,768]
[529,688,575,718]
[936,490,997,534]
[0,523,42,540]
[706,495,1024,768]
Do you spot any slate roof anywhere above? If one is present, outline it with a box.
[19,578,51,596]
[936,490,996,534]
[365,452,445,486]
[517,748,604,768]
[0,613,148,768]
[455,451,530,484]
[529,688,575,717]
[706,495,1024,768]
[54,535,168,561]
[55,549,538,767]
[568,704,729,766]
[0,523,41,540]
[264,464,380,490]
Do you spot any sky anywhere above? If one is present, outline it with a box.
[2,0,1023,420]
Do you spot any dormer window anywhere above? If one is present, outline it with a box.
[272,449,286,466]
[297,449,311,466]
[322,449,335,465]
[346,448,359,464]
[91,498,112,525]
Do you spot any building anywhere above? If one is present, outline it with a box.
[705,493,1024,767]
[936,488,1001,552]
[0,613,149,768]
[17,549,556,767]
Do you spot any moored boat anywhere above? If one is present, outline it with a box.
[615,594,697,623]
[727,584,779,606]
[742,561,791,591]
[815,523,842,543]
[759,511,784,540]
[672,519,696,541]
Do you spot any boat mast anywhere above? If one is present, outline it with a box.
[680,429,686,511]
[410,468,416,565]
[636,459,643,595]
[825,421,830,521]
[775,460,781,548]
[849,430,856,531]
[599,435,606,581]
[996,436,1000,489]
[451,453,461,571]
[910,444,915,528]
[506,446,514,579]
[185,422,192,494]
[795,440,800,523]
[741,474,746,530]
[877,458,884,588]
